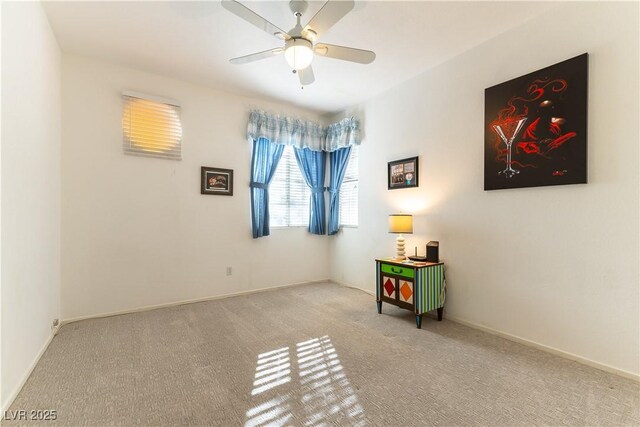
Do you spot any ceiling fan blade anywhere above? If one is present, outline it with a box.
[298,66,315,86]
[230,48,284,65]
[302,0,354,41]
[221,0,291,40]
[314,43,376,64]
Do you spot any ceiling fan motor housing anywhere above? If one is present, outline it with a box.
[289,0,308,17]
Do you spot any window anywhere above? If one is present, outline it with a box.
[339,146,359,227]
[122,91,182,160]
[269,146,310,227]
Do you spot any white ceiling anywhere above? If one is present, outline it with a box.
[42,1,559,114]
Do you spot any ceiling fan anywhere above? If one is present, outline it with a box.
[221,0,376,86]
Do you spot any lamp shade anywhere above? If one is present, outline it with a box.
[284,38,314,71]
[388,214,413,234]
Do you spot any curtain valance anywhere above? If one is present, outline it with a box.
[325,117,361,152]
[246,110,361,152]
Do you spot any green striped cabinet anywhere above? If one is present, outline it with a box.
[375,259,445,328]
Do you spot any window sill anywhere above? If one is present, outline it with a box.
[339,225,359,229]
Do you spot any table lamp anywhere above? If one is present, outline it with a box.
[388,214,413,259]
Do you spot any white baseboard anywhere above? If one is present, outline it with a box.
[445,314,639,382]
[329,280,640,382]
[61,279,330,326]
[1,331,55,413]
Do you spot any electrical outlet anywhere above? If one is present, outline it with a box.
[226,267,232,276]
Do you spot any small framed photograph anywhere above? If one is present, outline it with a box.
[201,167,233,196]
[388,156,419,190]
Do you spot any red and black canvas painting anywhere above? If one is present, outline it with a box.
[484,53,588,190]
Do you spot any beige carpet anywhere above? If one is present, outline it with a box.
[5,282,639,426]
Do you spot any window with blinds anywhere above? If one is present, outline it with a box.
[122,92,182,160]
[339,146,359,227]
[269,146,310,227]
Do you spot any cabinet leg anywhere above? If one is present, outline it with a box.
[377,301,382,314]
[415,315,422,329]
[437,307,444,321]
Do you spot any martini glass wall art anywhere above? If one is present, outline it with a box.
[484,54,588,190]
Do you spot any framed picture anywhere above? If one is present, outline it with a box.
[388,156,419,190]
[201,167,233,196]
[484,53,588,190]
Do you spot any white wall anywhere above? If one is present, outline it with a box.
[1,1,62,410]
[0,0,3,410]
[61,55,329,320]
[330,2,639,376]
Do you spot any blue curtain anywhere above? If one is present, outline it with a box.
[250,137,285,238]
[293,147,326,235]
[328,146,352,235]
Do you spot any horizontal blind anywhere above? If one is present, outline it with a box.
[339,146,358,227]
[122,93,182,160]
[269,146,310,227]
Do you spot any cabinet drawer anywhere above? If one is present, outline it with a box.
[380,263,415,279]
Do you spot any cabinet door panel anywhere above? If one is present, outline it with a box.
[381,275,396,299]
[398,279,414,305]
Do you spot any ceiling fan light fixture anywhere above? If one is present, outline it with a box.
[284,38,313,70]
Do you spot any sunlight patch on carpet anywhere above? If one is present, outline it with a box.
[245,336,365,427]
